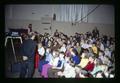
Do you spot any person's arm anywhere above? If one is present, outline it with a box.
[20,42,25,56]
[41,47,45,56]
[29,42,37,58]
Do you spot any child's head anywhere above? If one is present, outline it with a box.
[71,42,75,46]
[52,50,59,57]
[76,42,80,47]
[65,56,70,62]
[59,52,65,60]
[46,47,51,53]
[94,58,102,66]
[54,41,58,46]
[72,48,78,56]
[67,40,71,44]
[89,56,95,63]
[70,48,75,56]
[62,43,67,47]
[38,42,42,48]
[92,42,96,46]
[48,40,52,47]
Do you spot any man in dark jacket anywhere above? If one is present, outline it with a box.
[20,33,37,78]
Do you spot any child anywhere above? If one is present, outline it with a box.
[48,52,65,78]
[38,42,45,57]
[104,48,111,59]
[70,48,80,66]
[77,53,89,69]
[41,50,59,78]
[35,42,45,69]
[57,56,76,78]
[91,42,98,58]
[38,47,52,73]
[84,56,95,72]
[75,42,81,56]
[79,56,95,76]
[59,43,67,53]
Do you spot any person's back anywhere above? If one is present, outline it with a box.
[20,33,37,78]
[21,39,36,60]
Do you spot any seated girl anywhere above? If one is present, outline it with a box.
[35,42,45,69]
[57,56,76,78]
[59,43,67,53]
[77,53,89,69]
[90,58,108,77]
[79,56,95,77]
[75,42,81,56]
[38,42,45,58]
[38,47,52,73]
[47,52,65,78]
[41,50,59,78]
[70,48,80,66]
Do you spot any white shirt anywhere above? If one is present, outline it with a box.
[88,39,93,44]
[60,46,66,53]
[63,62,76,78]
[81,43,89,49]
[88,44,92,48]
[38,47,45,56]
[48,57,54,65]
[104,50,111,58]
[100,43,104,51]
[99,55,104,62]
[52,57,59,66]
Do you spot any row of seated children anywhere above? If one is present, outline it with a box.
[34,29,115,78]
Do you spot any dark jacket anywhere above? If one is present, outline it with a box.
[20,39,37,60]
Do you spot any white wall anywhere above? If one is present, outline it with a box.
[5,5,55,20]
[87,5,114,24]
[5,5,114,37]
[5,19,114,37]
[5,5,114,24]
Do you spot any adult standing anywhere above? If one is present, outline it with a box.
[20,33,37,78]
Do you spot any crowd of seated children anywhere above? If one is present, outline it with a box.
[30,28,115,78]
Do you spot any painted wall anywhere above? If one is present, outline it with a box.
[5,5,114,37]
[87,5,114,24]
[5,5,114,24]
[5,19,114,37]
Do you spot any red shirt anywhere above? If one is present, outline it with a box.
[84,61,94,71]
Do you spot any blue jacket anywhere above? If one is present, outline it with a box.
[72,55,80,65]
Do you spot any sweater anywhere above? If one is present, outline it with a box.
[84,61,95,71]
[20,39,37,60]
